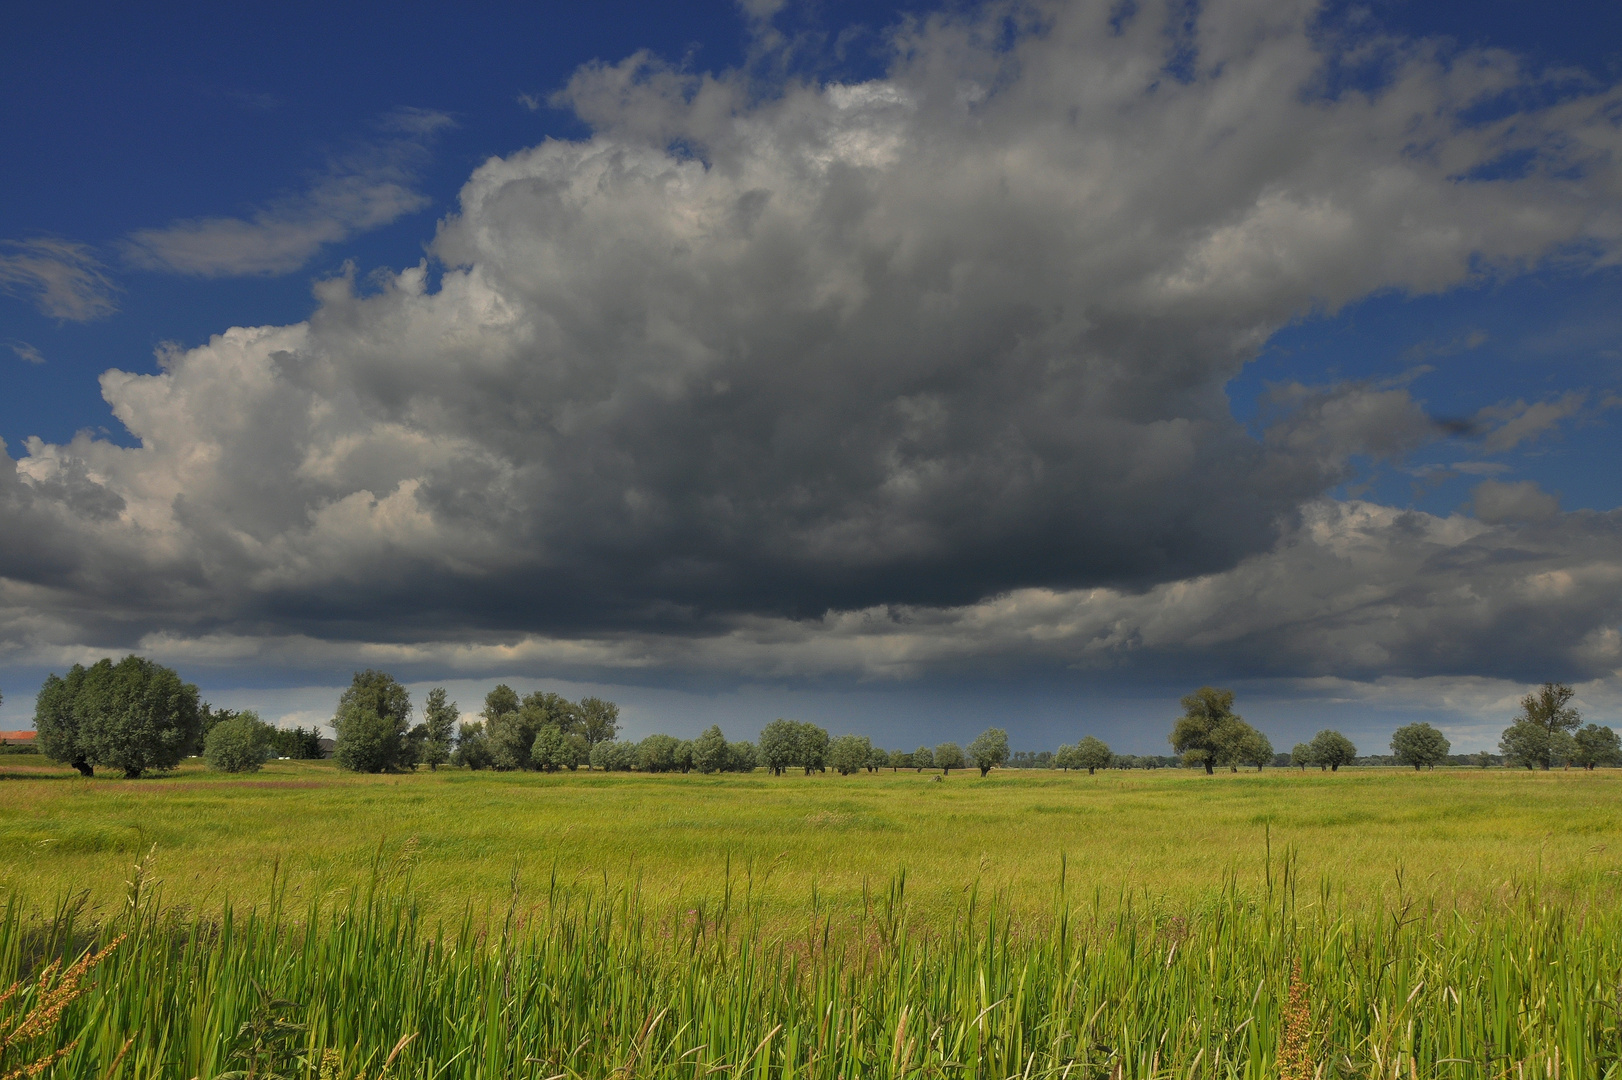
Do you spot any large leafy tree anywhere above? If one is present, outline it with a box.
[1572,724,1621,770]
[758,719,797,775]
[637,733,682,773]
[35,666,94,776]
[692,725,729,774]
[1234,727,1274,771]
[934,742,965,775]
[1074,736,1112,775]
[1499,683,1581,770]
[479,685,525,769]
[333,670,413,773]
[452,721,493,769]
[1170,687,1247,775]
[1308,730,1357,772]
[912,745,934,772]
[828,734,872,775]
[577,697,621,747]
[421,688,458,770]
[967,728,1010,776]
[794,722,830,775]
[1390,722,1450,770]
[35,656,201,778]
[725,740,759,772]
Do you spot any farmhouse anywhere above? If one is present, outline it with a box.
[0,730,37,746]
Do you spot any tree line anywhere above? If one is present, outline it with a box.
[18,661,1622,777]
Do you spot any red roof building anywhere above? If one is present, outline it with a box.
[0,731,38,745]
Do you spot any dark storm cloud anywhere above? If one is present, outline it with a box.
[3,0,1621,683]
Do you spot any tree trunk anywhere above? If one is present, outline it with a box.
[72,759,93,777]
[123,766,142,779]
[1204,760,1214,775]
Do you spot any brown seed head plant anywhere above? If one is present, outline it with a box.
[1279,955,1313,1080]
[0,934,124,1080]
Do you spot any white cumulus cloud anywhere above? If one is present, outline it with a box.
[1,0,1620,694]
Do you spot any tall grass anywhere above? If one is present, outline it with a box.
[3,843,1619,1079]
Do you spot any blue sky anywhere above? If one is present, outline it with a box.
[3,0,1621,753]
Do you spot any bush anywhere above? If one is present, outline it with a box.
[205,713,273,773]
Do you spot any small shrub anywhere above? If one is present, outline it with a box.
[205,714,273,773]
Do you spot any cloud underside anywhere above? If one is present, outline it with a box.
[2,0,1621,685]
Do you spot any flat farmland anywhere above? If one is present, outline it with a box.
[3,757,1620,922]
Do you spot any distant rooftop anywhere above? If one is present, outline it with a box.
[0,730,37,743]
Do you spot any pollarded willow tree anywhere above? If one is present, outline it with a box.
[967,728,1010,776]
[1170,687,1261,774]
[1390,722,1450,770]
[35,656,201,778]
[1308,730,1357,772]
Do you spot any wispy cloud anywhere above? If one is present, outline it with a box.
[0,239,118,321]
[121,111,454,277]
[8,341,45,365]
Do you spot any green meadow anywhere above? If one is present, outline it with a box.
[3,760,1622,1077]
[3,757,1620,920]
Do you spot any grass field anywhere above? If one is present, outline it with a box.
[3,759,1622,1077]
[3,756,1621,922]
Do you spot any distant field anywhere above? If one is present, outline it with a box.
[6,757,1622,1077]
[4,755,1620,923]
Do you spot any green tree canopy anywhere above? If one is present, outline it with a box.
[35,656,201,778]
[1235,727,1273,771]
[421,688,458,771]
[794,722,830,775]
[530,726,569,772]
[333,670,412,773]
[935,742,965,774]
[692,725,729,774]
[1308,730,1357,772]
[637,733,682,773]
[912,745,934,771]
[1170,687,1245,775]
[205,711,274,773]
[1498,683,1580,770]
[758,719,798,775]
[828,734,872,775]
[725,740,758,773]
[577,697,621,747]
[1074,736,1112,775]
[1572,724,1621,770]
[1391,722,1450,770]
[967,728,1010,776]
[1289,742,1313,769]
[452,721,492,769]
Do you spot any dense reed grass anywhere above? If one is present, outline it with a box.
[4,840,1620,1079]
